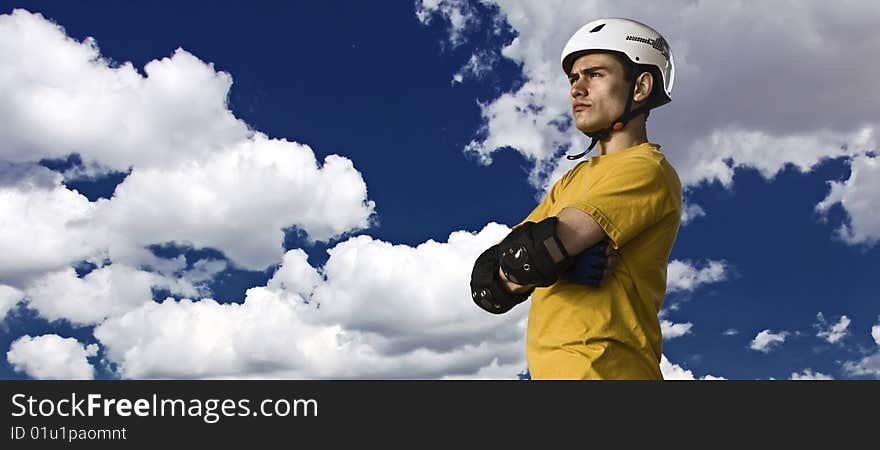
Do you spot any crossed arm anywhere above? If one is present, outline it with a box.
[499,207,615,293]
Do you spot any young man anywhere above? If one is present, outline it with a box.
[470,18,682,379]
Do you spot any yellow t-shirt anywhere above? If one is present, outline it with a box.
[520,142,682,380]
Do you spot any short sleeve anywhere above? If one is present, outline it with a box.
[515,171,568,229]
[560,159,673,249]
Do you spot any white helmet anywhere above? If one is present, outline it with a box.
[561,17,674,109]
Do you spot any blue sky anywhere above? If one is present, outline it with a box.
[1,1,878,380]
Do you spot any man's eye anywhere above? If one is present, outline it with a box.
[591,72,602,78]
[568,76,577,84]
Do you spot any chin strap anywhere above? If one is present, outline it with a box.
[566,75,648,160]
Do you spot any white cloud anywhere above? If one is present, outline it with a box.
[680,201,705,226]
[0,171,238,327]
[265,249,323,298]
[415,0,480,48]
[723,329,738,336]
[179,259,228,287]
[24,265,157,327]
[843,354,880,378]
[419,0,594,174]
[651,259,729,344]
[666,259,727,294]
[661,320,692,340]
[816,153,880,246]
[308,224,522,345]
[0,10,248,172]
[660,355,725,380]
[6,334,98,380]
[0,7,380,333]
[0,9,376,282]
[463,79,574,172]
[814,312,850,345]
[750,329,789,353]
[94,223,531,379]
[0,8,520,381]
[872,318,880,346]
[417,0,879,233]
[0,284,24,321]
[452,50,498,85]
[841,318,880,379]
[440,358,529,380]
[789,369,833,380]
[701,375,726,381]
[616,259,720,345]
[95,133,375,269]
[676,127,873,190]
[0,167,106,285]
[20,253,226,327]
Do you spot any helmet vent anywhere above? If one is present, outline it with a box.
[589,24,606,33]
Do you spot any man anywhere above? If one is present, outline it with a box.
[470,18,682,379]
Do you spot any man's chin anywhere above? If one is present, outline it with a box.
[574,116,617,134]
[575,123,603,134]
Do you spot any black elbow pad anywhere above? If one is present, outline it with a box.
[470,244,533,314]
[498,217,574,287]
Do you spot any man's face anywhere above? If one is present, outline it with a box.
[568,53,630,133]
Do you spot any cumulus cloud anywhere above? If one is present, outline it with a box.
[666,259,727,294]
[0,284,24,321]
[660,355,725,380]
[680,201,705,226]
[7,218,229,329]
[415,0,481,48]
[441,358,529,380]
[93,223,530,379]
[95,134,375,269]
[816,153,880,246]
[178,258,228,287]
[90,221,738,378]
[6,334,98,380]
[452,49,499,84]
[872,318,880,346]
[676,127,874,190]
[814,312,850,345]
[24,265,156,326]
[661,320,692,340]
[0,167,105,285]
[789,369,833,380]
[843,354,880,379]
[841,317,880,379]
[0,10,248,172]
[19,261,215,327]
[655,259,729,342]
[749,329,789,353]
[417,0,879,237]
[419,0,590,172]
[0,9,376,284]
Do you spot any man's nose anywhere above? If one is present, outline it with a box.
[571,78,588,98]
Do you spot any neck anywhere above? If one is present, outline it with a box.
[596,118,648,156]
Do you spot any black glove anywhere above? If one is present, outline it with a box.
[470,244,534,314]
[559,240,610,287]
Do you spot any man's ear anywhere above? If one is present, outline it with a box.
[633,71,654,103]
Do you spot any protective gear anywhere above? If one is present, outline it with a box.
[470,244,533,314]
[560,18,674,159]
[498,217,574,288]
[560,240,610,287]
